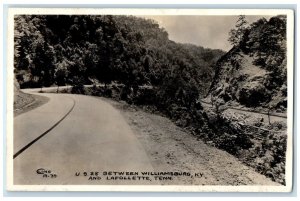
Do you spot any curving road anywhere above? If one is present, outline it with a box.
[13,90,157,185]
[13,89,281,187]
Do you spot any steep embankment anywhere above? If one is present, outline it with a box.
[209,16,287,112]
[14,77,34,110]
[14,78,49,116]
[102,97,280,185]
[206,15,288,185]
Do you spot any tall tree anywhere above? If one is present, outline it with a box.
[228,15,248,46]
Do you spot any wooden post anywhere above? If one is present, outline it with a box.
[268,109,271,125]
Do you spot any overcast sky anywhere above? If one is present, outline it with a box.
[141,15,271,51]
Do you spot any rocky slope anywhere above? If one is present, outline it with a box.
[209,16,287,112]
[205,15,288,185]
[14,78,49,116]
[14,77,34,110]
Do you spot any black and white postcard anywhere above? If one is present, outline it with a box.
[6,8,294,192]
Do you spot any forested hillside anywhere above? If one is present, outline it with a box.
[205,15,288,184]
[14,15,224,99]
[209,15,287,112]
[13,14,288,185]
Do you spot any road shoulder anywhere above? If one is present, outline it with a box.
[103,97,280,186]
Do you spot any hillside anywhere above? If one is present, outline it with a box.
[204,15,288,184]
[14,78,49,116]
[14,15,224,97]
[14,77,34,111]
[13,14,288,185]
[209,16,287,112]
[13,15,225,145]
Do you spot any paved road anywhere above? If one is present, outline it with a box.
[14,90,157,185]
[200,101,287,124]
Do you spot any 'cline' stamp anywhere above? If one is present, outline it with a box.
[36,168,57,178]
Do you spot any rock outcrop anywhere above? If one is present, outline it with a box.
[209,16,287,112]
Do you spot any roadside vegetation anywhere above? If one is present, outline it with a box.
[14,15,287,184]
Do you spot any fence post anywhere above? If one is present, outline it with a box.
[268,109,271,125]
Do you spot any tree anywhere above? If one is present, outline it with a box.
[228,15,248,46]
[54,60,70,92]
[14,14,223,101]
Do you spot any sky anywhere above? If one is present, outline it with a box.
[141,15,271,51]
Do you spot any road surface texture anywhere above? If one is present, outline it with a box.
[13,90,280,185]
[14,91,156,185]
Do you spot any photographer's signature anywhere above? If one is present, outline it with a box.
[36,168,57,178]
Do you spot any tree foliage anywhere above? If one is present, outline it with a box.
[211,15,287,110]
[228,15,249,46]
[14,15,224,108]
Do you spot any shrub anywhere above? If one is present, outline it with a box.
[71,84,85,94]
[240,131,287,184]
[238,82,270,107]
[132,88,157,105]
[120,86,132,101]
[203,109,253,155]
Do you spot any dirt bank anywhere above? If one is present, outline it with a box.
[104,98,280,186]
[14,92,49,117]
